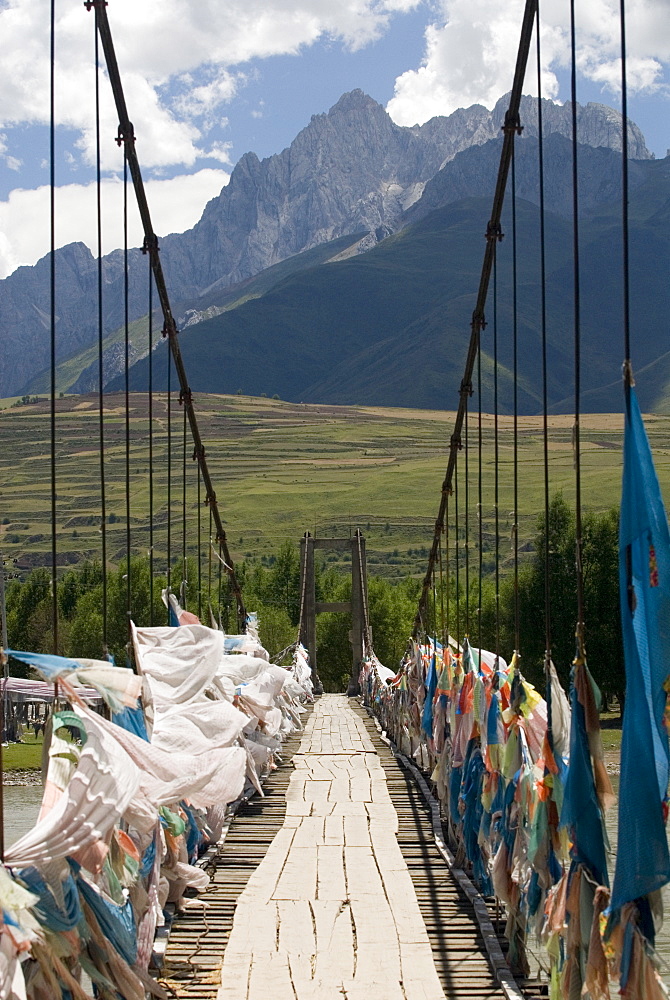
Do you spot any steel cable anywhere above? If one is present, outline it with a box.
[512,147,520,657]
[536,3,552,693]
[94,7,108,653]
[123,151,132,641]
[49,0,58,658]
[570,0,586,654]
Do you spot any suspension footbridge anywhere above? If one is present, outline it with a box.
[0,0,667,998]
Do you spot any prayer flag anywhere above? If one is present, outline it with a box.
[611,386,670,909]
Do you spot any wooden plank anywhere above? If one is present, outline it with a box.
[165,695,523,1000]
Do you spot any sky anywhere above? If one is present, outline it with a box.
[0,0,668,280]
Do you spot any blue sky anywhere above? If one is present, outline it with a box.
[0,0,668,278]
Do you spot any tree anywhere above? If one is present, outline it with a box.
[497,494,623,700]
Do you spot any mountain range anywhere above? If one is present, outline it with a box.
[2,89,667,414]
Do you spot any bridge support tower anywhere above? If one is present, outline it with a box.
[299,530,367,697]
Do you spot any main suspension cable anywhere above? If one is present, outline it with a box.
[89,0,246,627]
[413,0,537,634]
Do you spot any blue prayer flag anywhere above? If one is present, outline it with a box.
[560,662,609,887]
[611,386,670,910]
[421,652,437,737]
[5,649,82,680]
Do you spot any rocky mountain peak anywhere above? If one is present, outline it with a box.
[331,88,381,113]
[0,89,654,398]
[491,93,651,159]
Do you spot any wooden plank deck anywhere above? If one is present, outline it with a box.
[161,695,522,1000]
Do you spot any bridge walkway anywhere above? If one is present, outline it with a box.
[162,695,513,1000]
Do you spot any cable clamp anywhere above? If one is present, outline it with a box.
[485,220,504,242]
[622,359,636,387]
[450,434,462,451]
[502,111,523,136]
[161,323,169,339]
[460,379,473,397]
[142,234,159,257]
[84,0,108,9]
[178,388,192,406]
[193,445,206,462]
[116,123,135,147]
[441,482,454,497]
[471,310,487,333]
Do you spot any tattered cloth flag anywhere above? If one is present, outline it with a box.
[421,648,438,738]
[611,385,670,915]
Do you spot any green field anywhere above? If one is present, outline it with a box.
[0,392,666,579]
[3,736,44,772]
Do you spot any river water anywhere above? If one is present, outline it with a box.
[4,782,42,846]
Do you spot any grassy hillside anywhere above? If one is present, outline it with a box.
[24,232,368,397]
[111,190,670,414]
[1,392,665,581]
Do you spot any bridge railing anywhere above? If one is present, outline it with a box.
[0,611,314,998]
[359,636,661,998]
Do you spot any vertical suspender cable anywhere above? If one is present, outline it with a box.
[197,467,202,620]
[445,497,450,645]
[536,2,555,759]
[454,455,461,645]
[464,402,470,635]
[477,330,483,662]
[537,5,552,671]
[94,6,108,654]
[570,0,586,651]
[620,0,631,379]
[208,506,213,622]
[166,336,172,608]
[438,524,445,645]
[47,2,59,850]
[148,265,154,624]
[217,541,223,628]
[512,148,520,655]
[49,0,58,658]
[123,151,131,639]
[182,401,187,608]
[493,251,500,658]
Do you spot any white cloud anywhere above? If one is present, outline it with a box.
[203,141,234,164]
[0,132,21,172]
[0,0,420,173]
[0,168,229,279]
[387,0,670,126]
